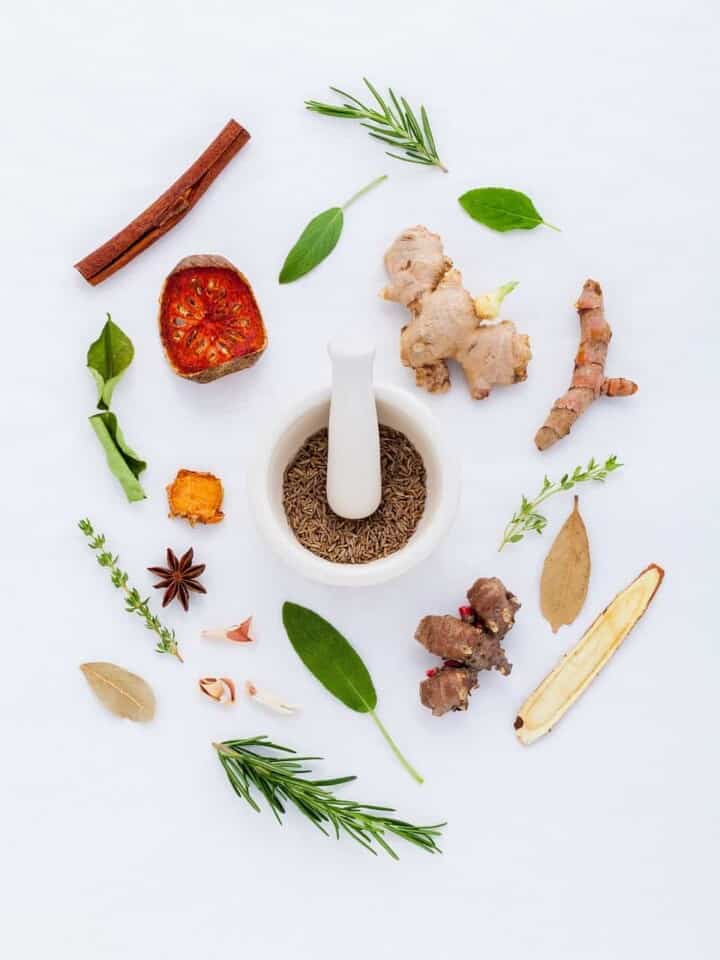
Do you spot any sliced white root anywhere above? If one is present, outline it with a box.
[515,564,664,745]
[245,681,299,716]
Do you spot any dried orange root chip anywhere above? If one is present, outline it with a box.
[167,469,224,526]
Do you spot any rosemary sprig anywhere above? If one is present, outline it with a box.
[306,77,447,171]
[78,519,182,661]
[499,456,622,550]
[214,736,445,859]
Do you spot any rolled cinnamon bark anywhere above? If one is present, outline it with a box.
[74,119,250,285]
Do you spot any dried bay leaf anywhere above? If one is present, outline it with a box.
[540,496,590,633]
[80,662,156,722]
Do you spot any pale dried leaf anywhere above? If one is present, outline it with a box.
[80,662,156,722]
[540,496,590,633]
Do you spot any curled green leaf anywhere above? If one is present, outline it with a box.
[459,187,560,233]
[89,412,146,502]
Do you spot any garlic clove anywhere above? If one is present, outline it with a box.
[199,676,236,703]
[245,681,298,715]
[201,617,253,643]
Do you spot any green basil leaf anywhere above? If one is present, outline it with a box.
[89,412,146,502]
[278,207,344,284]
[458,187,559,233]
[87,315,134,410]
[282,602,377,712]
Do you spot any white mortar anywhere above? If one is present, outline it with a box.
[248,385,460,586]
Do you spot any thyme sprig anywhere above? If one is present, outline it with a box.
[499,456,622,550]
[78,519,182,661]
[214,736,445,859]
[305,77,447,171]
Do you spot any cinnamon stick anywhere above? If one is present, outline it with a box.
[74,119,250,285]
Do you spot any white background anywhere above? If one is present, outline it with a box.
[2,1,718,957]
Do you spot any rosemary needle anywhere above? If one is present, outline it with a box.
[306,77,447,171]
[214,736,445,859]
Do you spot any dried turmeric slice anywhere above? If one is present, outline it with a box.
[167,469,224,526]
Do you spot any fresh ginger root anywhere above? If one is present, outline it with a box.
[382,226,531,399]
[535,279,638,450]
[418,577,520,717]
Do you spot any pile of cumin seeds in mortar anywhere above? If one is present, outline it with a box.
[282,425,426,564]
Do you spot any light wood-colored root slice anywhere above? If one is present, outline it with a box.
[515,564,664,745]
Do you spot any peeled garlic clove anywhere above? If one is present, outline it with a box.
[245,681,298,715]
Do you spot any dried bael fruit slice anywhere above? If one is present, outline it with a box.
[159,254,267,382]
[167,469,224,525]
[515,563,664,745]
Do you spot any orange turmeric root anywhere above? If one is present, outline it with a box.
[167,469,225,525]
[534,279,637,451]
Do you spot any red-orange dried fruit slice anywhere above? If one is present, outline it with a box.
[159,254,267,382]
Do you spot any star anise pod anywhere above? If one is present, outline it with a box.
[148,548,207,611]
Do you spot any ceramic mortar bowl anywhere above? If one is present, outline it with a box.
[249,385,460,587]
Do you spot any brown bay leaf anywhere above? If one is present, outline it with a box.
[540,496,590,633]
[80,662,156,722]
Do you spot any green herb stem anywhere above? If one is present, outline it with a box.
[78,519,182,661]
[306,78,446,171]
[214,736,443,858]
[370,711,424,785]
[343,174,388,210]
[499,456,622,550]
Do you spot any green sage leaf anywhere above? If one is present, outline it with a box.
[279,207,344,284]
[89,412,146,502]
[87,315,134,410]
[282,602,377,712]
[458,187,559,233]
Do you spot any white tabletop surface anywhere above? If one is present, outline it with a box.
[2,1,718,957]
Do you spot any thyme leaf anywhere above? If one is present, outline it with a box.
[78,519,182,661]
[499,456,622,550]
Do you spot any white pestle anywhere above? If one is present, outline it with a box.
[326,336,382,520]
